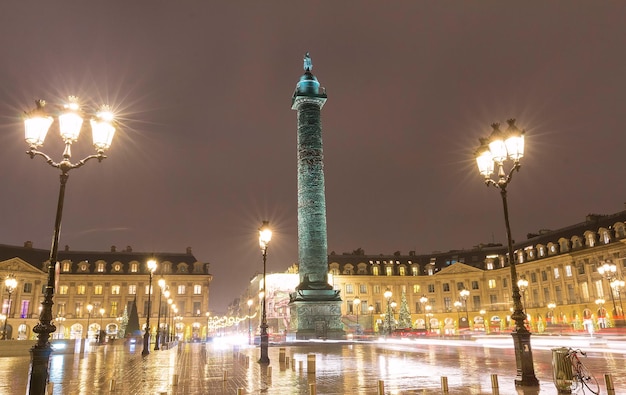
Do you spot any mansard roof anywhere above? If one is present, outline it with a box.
[0,242,209,275]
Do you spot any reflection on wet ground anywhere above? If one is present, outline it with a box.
[0,338,624,394]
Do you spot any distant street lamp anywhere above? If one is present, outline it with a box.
[517,278,529,314]
[23,97,116,395]
[598,262,624,327]
[610,279,625,321]
[474,119,538,386]
[99,308,105,343]
[419,295,428,331]
[454,300,462,329]
[547,303,556,325]
[460,289,470,323]
[86,304,93,339]
[258,220,272,364]
[425,305,432,332]
[142,259,157,356]
[353,297,361,334]
[368,305,374,332]
[595,298,606,329]
[384,290,393,336]
[164,290,171,344]
[2,274,17,340]
[155,278,166,351]
[247,298,253,345]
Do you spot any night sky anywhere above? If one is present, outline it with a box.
[1,3,624,312]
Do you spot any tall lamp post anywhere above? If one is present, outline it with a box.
[595,298,606,329]
[454,300,462,331]
[86,304,93,340]
[247,298,253,345]
[258,220,272,364]
[142,259,157,356]
[155,278,165,350]
[425,305,432,332]
[547,303,556,325]
[598,262,624,327]
[460,289,470,323]
[99,308,105,344]
[2,274,17,340]
[164,290,171,344]
[23,97,116,395]
[368,305,374,332]
[475,119,538,386]
[353,297,361,334]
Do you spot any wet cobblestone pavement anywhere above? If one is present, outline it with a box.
[1,337,625,394]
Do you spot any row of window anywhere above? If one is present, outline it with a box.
[342,281,481,295]
[56,284,203,295]
[60,260,190,274]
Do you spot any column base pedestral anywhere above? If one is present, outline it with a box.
[289,291,345,340]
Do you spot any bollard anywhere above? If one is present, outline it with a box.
[309,383,316,395]
[491,374,499,389]
[285,356,290,366]
[223,370,228,381]
[237,388,244,395]
[109,379,116,391]
[291,358,296,371]
[246,356,250,365]
[377,380,385,395]
[605,373,615,393]
[279,347,286,362]
[268,366,272,377]
[172,374,179,386]
[307,354,316,374]
[441,376,448,392]
[299,360,303,372]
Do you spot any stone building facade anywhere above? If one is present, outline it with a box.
[0,243,212,341]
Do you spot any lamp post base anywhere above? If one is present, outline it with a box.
[28,343,54,394]
[511,330,539,387]
[258,323,270,364]
[142,333,150,356]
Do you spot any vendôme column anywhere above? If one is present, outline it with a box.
[289,53,344,340]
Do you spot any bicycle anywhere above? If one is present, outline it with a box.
[566,348,599,395]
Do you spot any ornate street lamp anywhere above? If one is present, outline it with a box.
[86,304,93,340]
[384,289,393,336]
[166,298,173,343]
[258,220,272,364]
[155,278,166,351]
[142,259,157,356]
[475,119,538,386]
[425,305,432,332]
[2,274,17,340]
[598,262,624,327]
[419,295,428,332]
[459,289,470,323]
[454,300,462,331]
[23,97,116,394]
[247,298,253,345]
[353,297,361,334]
[164,290,171,344]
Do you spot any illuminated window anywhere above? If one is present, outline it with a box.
[488,279,496,289]
[486,262,494,270]
[62,262,71,272]
[130,263,138,273]
[97,262,105,273]
[146,285,155,295]
[372,266,380,276]
[565,265,573,277]
[411,266,418,276]
[94,285,103,295]
[128,285,137,295]
[177,285,186,295]
[345,284,354,294]
[553,267,560,279]
[77,285,86,295]
[111,285,120,295]
[399,267,406,276]
[110,302,118,317]
[385,267,393,276]
[193,285,202,295]
[59,285,69,295]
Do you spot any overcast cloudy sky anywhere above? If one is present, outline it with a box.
[0,2,624,311]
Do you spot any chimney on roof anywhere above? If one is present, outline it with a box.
[186,247,192,255]
[24,241,33,248]
[126,246,132,252]
[409,251,415,256]
[64,245,69,251]
[111,245,116,252]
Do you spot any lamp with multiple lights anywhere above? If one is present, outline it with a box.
[598,261,625,327]
[258,220,272,364]
[23,96,116,394]
[475,119,538,386]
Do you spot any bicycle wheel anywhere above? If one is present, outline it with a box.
[577,362,599,395]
